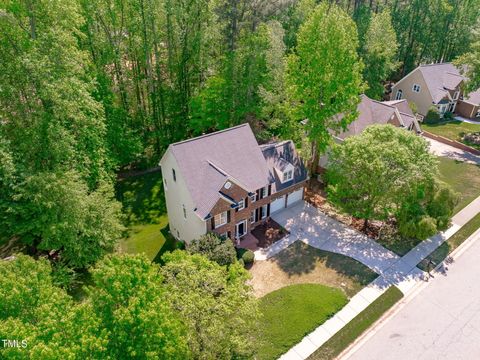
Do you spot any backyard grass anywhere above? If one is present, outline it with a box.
[257,284,348,360]
[418,212,480,271]
[437,157,480,213]
[422,120,480,145]
[249,242,378,298]
[116,171,169,261]
[308,286,403,360]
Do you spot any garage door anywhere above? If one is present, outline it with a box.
[270,195,286,214]
[287,188,303,207]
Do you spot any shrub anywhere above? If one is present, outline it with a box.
[443,111,454,120]
[187,233,237,266]
[424,106,441,124]
[241,250,255,264]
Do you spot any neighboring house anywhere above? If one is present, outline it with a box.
[456,89,480,120]
[318,94,420,169]
[159,124,308,245]
[390,62,480,119]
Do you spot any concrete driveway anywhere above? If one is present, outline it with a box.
[270,201,399,276]
[424,137,480,165]
[343,230,480,360]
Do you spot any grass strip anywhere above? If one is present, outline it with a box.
[418,212,480,271]
[308,286,403,360]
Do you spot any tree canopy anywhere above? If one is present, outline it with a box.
[326,125,457,238]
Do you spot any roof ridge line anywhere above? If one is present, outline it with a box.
[171,123,250,146]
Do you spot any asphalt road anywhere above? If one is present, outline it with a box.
[344,232,480,360]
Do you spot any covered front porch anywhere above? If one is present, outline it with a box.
[237,218,289,251]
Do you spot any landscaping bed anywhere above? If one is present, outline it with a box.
[418,212,480,271]
[257,283,348,360]
[422,120,480,149]
[251,219,289,248]
[308,286,403,360]
[249,242,378,298]
[305,180,420,256]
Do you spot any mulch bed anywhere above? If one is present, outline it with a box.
[304,179,385,239]
[251,219,289,248]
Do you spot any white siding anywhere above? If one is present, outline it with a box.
[160,149,206,243]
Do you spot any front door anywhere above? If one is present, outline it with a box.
[236,220,247,238]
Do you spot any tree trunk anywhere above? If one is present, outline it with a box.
[363,218,369,231]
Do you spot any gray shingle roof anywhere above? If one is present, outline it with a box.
[168,124,270,219]
[260,141,308,192]
[465,89,480,105]
[336,95,420,139]
[418,63,464,104]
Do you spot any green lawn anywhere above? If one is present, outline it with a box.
[422,120,480,145]
[308,286,403,360]
[418,212,480,271]
[437,157,480,213]
[116,171,170,261]
[257,284,348,360]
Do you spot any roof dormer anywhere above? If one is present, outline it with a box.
[274,158,295,184]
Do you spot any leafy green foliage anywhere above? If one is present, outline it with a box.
[187,233,237,266]
[286,2,365,169]
[326,125,453,238]
[87,254,189,359]
[454,20,480,93]
[424,106,441,124]
[361,10,399,99]
[161,250,260,359]
[0,255,105,359]
[2,171,123,268]
[241,249,255,264]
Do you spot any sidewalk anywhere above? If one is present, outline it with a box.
[276,195,480,360]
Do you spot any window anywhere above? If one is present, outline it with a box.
[476,109,480,118]
[163,178,168,191]
[260,204,268,220]
[453,91,460,100]
[172,168,176,182]
[395,89,403,100]
[261,186,268,198]
[214,211,228,228]
[220,232,228,239]
[250,211,256,223]
[412,84,421,93]
[237,199,245,211]
[250,193,256,203]
[282,170,293,182]
[182,204,187,219]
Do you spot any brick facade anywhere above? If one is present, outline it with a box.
[208,180,307,241]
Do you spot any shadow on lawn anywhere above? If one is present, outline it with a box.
[271,242,377,286]
[115,170,166,226]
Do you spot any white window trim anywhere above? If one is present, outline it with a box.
[395,89,403,100]
[453,91,460,100]
[261,186,268,198]
[250,194,256,203]
[214,211,228,228]
[282,170,293,182]
[412,84,421,93]
[235,220,247,238]
[250,211,256,223]
[476,109,480,118]
[220,232,228,239]
[261,204,268,220]
[237,199,245,211]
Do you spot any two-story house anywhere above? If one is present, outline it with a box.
[159,123,308,245]
[391,62,480,120]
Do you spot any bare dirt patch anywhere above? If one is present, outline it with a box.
[249,242,377,298]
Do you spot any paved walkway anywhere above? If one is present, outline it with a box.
[424,137,480,165]
[257,198,480,360]
[344,227,480,360]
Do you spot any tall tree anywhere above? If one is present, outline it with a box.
[455,20,480,93]
[286,2,365,173]
[361,10,399,99]
[161,250,260,359]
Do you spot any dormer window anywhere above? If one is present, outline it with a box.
[453,91,460,100]
[261,186,268,198]
[283,170,293,182]
[237,199,245,211]
[412,84,421,93]
[395,89,403,100]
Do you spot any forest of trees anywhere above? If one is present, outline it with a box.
[0,0,479,276]
[1,0,480,357]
